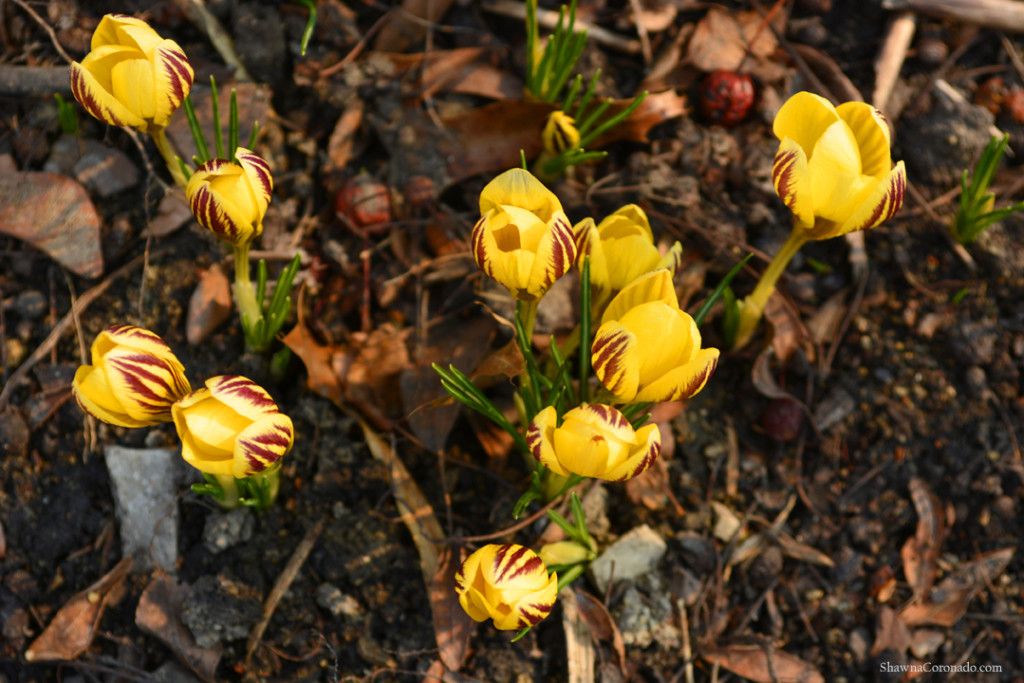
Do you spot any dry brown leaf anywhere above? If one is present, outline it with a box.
[472,339,524,381]
[373,49,522,102]
[356,417,472,672]
[686,7,778,72]
[702,643,824,683]
[25,557,132,662]
[763,292,809,364]
[870,605,913,657]
[0,171,103,278]
[901,477,945,600]
[373,0,457,52]
[135,573,221,682]
[186,262,233,345]
[281,321,344,404]
[633,0,678,33]
[900,547,1014,627]
[775,533,835,568]
[575,590,627,674]
[326,100,365,173]
[805,288,849,347]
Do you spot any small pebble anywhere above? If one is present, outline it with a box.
[202,508,255,554]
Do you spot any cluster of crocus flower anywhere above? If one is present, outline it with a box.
[732,91,906,348]
[73,325,294,509]
[452,167,720,634]
[70,14,293,353]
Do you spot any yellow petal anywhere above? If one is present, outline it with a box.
[836,101,891,178]
[73,365,147,428]
[505,572,557,630]
[206,375,281,422]
[807,121,874,222]
[603,236,663,291]
[601,269,678,326]
[772,138,815,229]
[526,406,569,477]
[151,40,193,128]
[236,148,274,217]
[574,218,611,301]
[571,403,635,443]
[97,325,183,366]
[187,163,259,245]
[598,204,653,241]
[825,161,906,238]
[602,422,661,481]
[233,412,294,478]
[635,347,719,402]
[592,321,640,401]
[553,417,614,478]
[100,347,189,423]
[178,394,247,456]
[525,213,575,299]
[617,303,699,385]
[656,242,684,275]
[92,14,156,51]
[70,59,147,130]
[480,169,563,224]
[772,91,839,155]
[110,57,157,123]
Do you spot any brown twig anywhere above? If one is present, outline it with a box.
[245,515,326,664]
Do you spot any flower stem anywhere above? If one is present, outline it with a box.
[732,226,808,349]
[232,242,263,347]
[213,473,240,508]
[151,127,189,190]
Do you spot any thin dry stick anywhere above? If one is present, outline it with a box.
[10,0,74,63]
[245,515,326,663]
[873,11,917,113]
[0,251,159,409]
[627,0,652,65]
[485,0,641,54]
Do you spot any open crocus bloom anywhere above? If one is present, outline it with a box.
[592,269,719,403]
[772,91,906,239]
[574,204,682,305]
[73,325,191,428]
[528,404,661,481]
[454,544,558,631]
[172,375,293,479]
[70,14,193,133]
[471,169,576,301]
[186,148,274,246]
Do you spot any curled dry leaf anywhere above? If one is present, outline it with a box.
[686,7,779,72]
[135,573,221,682]
[901,477,945,600]
[900,547,1015,627]
[702,643,824,683]
[575,590,627,675]
[186,262,233,345]
[25,557,132,662]
[869,605,913,657]
[0,171,103,278]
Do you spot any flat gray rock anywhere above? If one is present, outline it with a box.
[589,524,667,595]
[104,445,182,572]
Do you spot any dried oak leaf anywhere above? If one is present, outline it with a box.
[900,547,1014,628]
[702,643,824,683]
[24,557,132,662]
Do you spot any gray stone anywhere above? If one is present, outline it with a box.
[202,508,255,554]
[73,146,139,197]
[315,584,363,618]
[589,524,666,595]
[182,575,262,648]
[613,575,679,649]
[104,445,183,572]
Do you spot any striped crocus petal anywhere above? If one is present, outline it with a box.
[205,375,280,422]
[526,406,567,476]
[187,162,255,245]
[573,403,634,442]
[235,148,274,218]
[827,161,907,238]
[603,423,661,482]
[836,101,892,179]
[234,412,294,477]
[151,41,193,128]
[772,138,814,229]
[70,59,147,130]
[524,213,576,299]
[592,321,640,402]
[657,241,684,275]
[487,544,557,630]
[635,347,720,403]
[102,348,191,421]
[73,365,148,428]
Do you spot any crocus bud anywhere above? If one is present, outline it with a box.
[538,540,593,568]
[171,375,293,479]
[574,204,683,305]
[592,269,719,403]
[772,91,906,239]
[186,148,273,246]
[542,111,580,155]
[73,325,191,428]
[454,544,558,631]
[528,404,660,481]
[70,14,193,134]
[471,169,576,301]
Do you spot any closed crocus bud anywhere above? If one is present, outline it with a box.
[70,14,193,134]
[171,375,293,479]
[471,169,576,301]
[772,92,906,240]
[592,269,719,403]
[73,325,190,428]
[454,544,558,631]
[528,404,660,481]
[186,148,273,246]
[542,111,580,155]
[538,540,593,568]
[574,204,683,305]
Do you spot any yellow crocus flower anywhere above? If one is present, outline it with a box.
[73,325,191,428]
[542,111,581,156]
[592,269,719,403]
[528,403,661,481]
[186,148,274,247]
[455,544,558,631]
[471,169,576,302]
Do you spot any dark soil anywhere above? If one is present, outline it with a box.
[2,1,1024,682]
